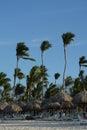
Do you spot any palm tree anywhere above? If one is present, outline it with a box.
[40,41,51,100]
[45,83,59,98]
[72,77,82,96]
[32,82,42,100]
[1,83,11,102]
[65,76,73,87]
[0,72,11,86]
[54,72,60,85]
[26,66,42,102]
[65,76,73,93]
[15,83,25,100]
[40,40,52,66]
[14,42,35,89]
[79,56,87,72]
[0,72,11,101]
[17,68,25,83]
[62,32,75,91]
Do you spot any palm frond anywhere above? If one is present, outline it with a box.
[22,57,36,61]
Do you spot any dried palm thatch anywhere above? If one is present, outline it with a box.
[73,90,87,104]
[61,101,74,109]
[4,103,22,113]
[25,100,42,111]
[51,90,72,103]
[18,101,26,110]
[43,101,60,109]
[0,101,8,111]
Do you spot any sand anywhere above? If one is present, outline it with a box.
[0,120,87,130]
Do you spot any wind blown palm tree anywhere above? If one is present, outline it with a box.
[0,72,11,101]
[79,56,87,72]
[40,41,52,100]
[17,68,25,83]
[26,66,42,102]
[0,72,10,86]
[15,83,25,100]
[40,40,52,66]
[62,32,75,91]
[14,42,35,89]
[54,73,60,85]
[45,83,59,98]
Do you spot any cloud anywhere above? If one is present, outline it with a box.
[71,40,87,47]
[0,41,11,45]
[31,37,49,47]
[31,38,41,43]
[0,41,16,45]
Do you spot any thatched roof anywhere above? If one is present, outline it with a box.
[18,101,26,109]
[43,101,60,109]
[73,90,87,104]
[61,101,74,109]
[25,100,42,111]
[0,102,8,111]
[4,103,22,113]
[51,91,72,103]
[42,91,73,109]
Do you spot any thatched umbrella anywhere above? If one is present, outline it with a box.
[73,90,87,104]
[0,101,8,111]
[45,102,60,109]
[43,91,73,109]
[4,103,22,114]
[61,101,74,109]
[49,91,74,112]
[18,101,26,112]
[51,91,72,103]
[73,90,87,111]
[25,100,42,111]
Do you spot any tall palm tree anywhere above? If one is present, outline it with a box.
[26,66,41,102]
[15,83,25,100]
[40,41,52,100]
[65,76,73,86]
[32,82,42,100]
[0,72,10,86]
[62,32,75,91]
[54,72,60,85]
[0,72,11,101]
[14,42,35,89]
[71,77,81,96]
[45,83,59,98]
[79,56,87,72]
[1,83,11,101]
[40,40,52,66]
[65,76,73,93]
[17,68,25,83]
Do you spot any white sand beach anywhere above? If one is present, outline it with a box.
[0,120,87,130]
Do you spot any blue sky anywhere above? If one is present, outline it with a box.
[0,0,87,86]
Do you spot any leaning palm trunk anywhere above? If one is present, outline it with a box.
[63,47,67,91]
[13,57,19,96]
[41,52,43,66]
[41,52,44,101]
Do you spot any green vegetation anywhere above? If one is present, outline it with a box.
[0,32,87,104]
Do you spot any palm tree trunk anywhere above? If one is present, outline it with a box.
[79,65,81,74]
[55,79,56,85]
[63,47,67,91]
[41,52,44,100]
[41,52,43,66]
[13,57,19,95]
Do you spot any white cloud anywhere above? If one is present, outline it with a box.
[31,37,49,47]
[71,40,87,47]
[31,38,41,43]
[0,41,16,45]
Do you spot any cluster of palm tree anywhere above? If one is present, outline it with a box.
[0,32,87,105]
